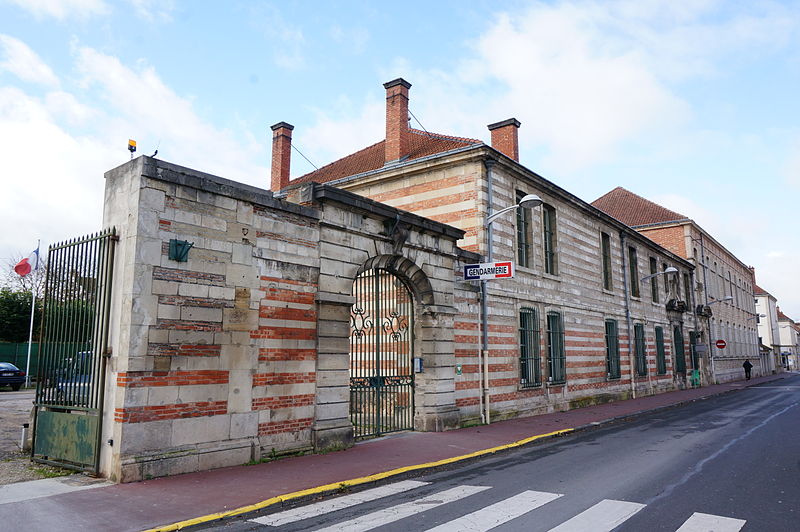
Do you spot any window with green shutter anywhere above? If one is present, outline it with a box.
[516,191,531,268]
[519,308,541,387]
[655,326,666,374]
[546,311,566,384]
[650,257,659,303]
[601,232,613,290]
[673,325,686,373]
[605,319,620,379]
[634,323,647,376]
[629,246,640,298]
[543,204,558,275]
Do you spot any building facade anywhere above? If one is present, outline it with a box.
[277,78,698,427]
[592,188,761,383]
[754,282,780,374]
[776,308,798,370]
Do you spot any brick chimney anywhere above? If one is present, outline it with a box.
[487,118,521,162]
[270,122,294,192]
[384,78,411,163]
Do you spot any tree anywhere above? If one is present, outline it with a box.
[0,288,42,342]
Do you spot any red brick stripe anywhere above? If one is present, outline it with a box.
[253,372,315,386]
[115,401,227,423]
[258,417,313,435]
[250,327,316,340]
[258,307,317,321]
[259,348,316,361]
[153,267,226,286]
[252,394,315,410]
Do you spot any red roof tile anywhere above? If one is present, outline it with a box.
[754,284,771,297]
[291,129,482,185]
[591,186,689,227]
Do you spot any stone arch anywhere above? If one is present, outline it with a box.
[355,255,435,307]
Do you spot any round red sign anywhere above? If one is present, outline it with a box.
[715,340,727,349]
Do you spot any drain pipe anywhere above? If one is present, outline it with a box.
[480,158,497,425]
[619,231,637,399]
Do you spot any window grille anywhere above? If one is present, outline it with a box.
[605,319,620,379]
[519,308,541,387]
[546,311,566,383]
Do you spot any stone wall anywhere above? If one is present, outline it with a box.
[101,156,471,482]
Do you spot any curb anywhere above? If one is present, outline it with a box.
[146,375,786,531]
[145,428,574,531]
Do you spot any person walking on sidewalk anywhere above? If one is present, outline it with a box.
[743,359,753,380]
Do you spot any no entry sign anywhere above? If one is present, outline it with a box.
[464,261,514,281]
[715,339,727,349]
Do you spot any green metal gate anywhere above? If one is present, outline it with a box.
[32,229,116,473]
[349,268,414,439]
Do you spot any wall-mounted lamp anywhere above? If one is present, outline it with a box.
[641,266,678,282]
[707,296,733,306]
[485,194,543,226]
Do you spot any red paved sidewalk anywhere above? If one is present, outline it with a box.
[3,373,788,532]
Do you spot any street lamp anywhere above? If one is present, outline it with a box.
[480,192,544,425]
[640,266,678,282]
[486,194,543,226]
[708,296,733,305]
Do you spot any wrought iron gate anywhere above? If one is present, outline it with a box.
[32,229,116,473]
[349,268,414,439]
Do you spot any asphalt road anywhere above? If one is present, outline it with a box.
[210,375,800,531]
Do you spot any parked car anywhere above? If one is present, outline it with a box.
[55,351,94,406]
[0,362,26,391]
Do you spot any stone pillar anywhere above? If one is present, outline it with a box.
[312,292,355,451]
[414,305,460,431]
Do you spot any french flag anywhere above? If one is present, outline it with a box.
[14,247,41,277]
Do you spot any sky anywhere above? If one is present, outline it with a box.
[0,0,798,318]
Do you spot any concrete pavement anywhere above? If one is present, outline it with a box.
[2,373,788,532]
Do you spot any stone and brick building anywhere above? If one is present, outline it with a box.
[273,79,698,428]
[592,187,761,383]
[96,78,713,482]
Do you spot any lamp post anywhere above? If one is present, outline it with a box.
[479,190,543,425]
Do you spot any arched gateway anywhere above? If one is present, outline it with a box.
[349,266,415,439]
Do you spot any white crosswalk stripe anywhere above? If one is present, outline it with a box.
[248,480,750,531]
[676,512,746,532]
[548,499,646,532]
[251,480,430,527]
[424,490,563,532]
[313,484,491,532]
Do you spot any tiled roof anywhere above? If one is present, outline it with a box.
[291,129,482,185]
[777,308,793,322]
[591,186,690,227]
[754,284,772,297]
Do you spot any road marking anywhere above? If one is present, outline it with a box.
[425,490,563,531]
[676,512,746,532]
[548,499,645,532]
[250,480,429,526]
[314,485,491,532]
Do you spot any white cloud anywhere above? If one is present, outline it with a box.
[294,96,384,177]
[73,46,265,184]
[127,0,174,22]
[0,86,115,259]
[0,34,59,87]
[248,4,306,70]
[5,0,109,19]
[0,40,268,265]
